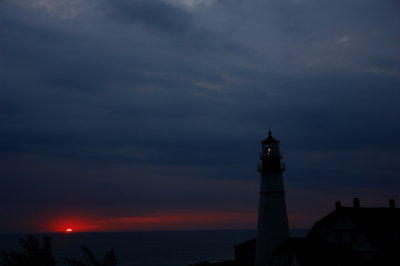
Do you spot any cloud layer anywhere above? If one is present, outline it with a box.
[1,0,400,233]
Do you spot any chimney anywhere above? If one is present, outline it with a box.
[389,198,395,208]
[353,198,360,208]
[335,201,342,209]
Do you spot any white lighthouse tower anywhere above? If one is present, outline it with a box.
[255,131,289,266]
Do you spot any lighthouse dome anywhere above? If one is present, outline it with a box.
[261,131,279,144]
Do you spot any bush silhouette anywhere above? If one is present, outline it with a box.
[65,246,117,266]
[1,235,56,266]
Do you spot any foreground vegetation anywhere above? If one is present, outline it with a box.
[1,235,117,266]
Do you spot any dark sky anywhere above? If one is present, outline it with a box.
[1,0,400,233]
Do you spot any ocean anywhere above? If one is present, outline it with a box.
[0,230,307,266]
[0,230,255,266]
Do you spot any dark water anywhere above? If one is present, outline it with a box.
[0,230,256,266]
[0,229,308,266]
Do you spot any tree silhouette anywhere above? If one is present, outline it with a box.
[65,245,117,266]
[1,235,56,266]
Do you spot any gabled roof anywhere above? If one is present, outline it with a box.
[261,131,279,144]
[307,206,400,249]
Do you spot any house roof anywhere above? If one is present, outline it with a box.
[307,206,400,249]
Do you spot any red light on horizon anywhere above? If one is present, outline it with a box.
[46,210,257,233]
[48,215,100,233]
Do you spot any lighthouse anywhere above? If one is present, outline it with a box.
[255,131,289,266]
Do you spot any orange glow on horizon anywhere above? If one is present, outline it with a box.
[94,211,258,231]
[48,215,100,233]
[47,210,257,233]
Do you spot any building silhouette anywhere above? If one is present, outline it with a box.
[190,133,400,266]
[234,199,400,266]
[272,198,400,266]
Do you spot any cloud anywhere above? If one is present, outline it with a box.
[1,0,400,233]
[368,58,400,76]
[12,0,94,20]
[101,0,194,33]
[168,0,216,9]
[336,36,351,44]
[94,210,256,231]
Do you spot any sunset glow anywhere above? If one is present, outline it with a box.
[2,0,400,237]
[46,215,100,233]
[95,211,258,231]
[46,211,258,233]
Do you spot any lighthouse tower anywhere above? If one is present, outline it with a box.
[255,131,289,266]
